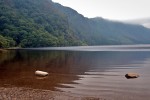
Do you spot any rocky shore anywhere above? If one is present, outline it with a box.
[0,87,104,100]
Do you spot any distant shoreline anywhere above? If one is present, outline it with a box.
[1,44,150,52]
[0,49,8,52]
[0,47,21,51]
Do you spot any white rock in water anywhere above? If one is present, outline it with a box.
[35,70,49,77]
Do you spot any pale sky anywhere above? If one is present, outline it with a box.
[52,0,150,21]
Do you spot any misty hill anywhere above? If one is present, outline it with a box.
[0,0,150,48]
[124,18,150,28]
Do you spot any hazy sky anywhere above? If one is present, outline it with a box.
[52,0,150,21]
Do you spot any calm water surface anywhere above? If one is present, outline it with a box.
[0,45,150,100]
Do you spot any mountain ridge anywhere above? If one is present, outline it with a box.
[54,2,150,44]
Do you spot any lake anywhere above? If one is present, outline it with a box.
[0,45,150,100]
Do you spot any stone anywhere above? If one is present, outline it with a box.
[35,70,49,77]
[125,73,139,79]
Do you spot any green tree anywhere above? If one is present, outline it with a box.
[0,35,16,48]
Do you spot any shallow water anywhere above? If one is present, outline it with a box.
[0,45,150,100]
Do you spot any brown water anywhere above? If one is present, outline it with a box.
[0,45,150,100]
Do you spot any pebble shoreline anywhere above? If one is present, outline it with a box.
[0,87,104,100]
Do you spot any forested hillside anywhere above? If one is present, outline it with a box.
[0,0,150,48]
[0,0,84,48]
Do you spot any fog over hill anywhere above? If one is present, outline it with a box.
[124,18,150,28]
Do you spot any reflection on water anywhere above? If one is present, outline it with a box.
[0,50,82,90]
[0,45,150,100]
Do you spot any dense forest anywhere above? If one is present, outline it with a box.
[0,0,150,48]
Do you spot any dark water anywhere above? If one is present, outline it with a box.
[0,45,150,100]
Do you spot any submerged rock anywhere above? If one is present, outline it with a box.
[35,70,49,77]
[125,73,139,79]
